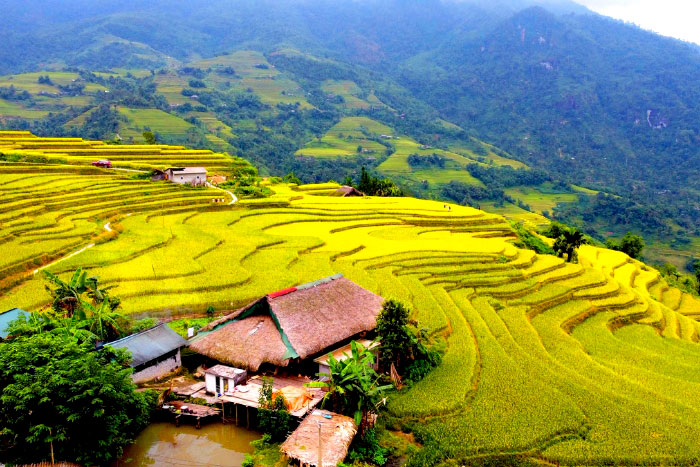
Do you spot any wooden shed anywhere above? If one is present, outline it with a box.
[106,324,187,383]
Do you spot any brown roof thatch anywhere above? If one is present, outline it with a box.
[281,410,357,467]
[188,276,384,371]
[189,316,289,370]
[335,185,364,197]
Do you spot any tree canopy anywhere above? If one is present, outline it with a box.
[0,333,154,465]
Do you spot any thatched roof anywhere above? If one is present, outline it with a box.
[281,409,357,467]
[189,316,289,370]
[188,275,384,371]
[335,185,364,197]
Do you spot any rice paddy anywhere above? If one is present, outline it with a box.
[1,135,699,466]
[0,131,248,173]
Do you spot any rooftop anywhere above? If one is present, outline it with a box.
[168,167,207,174]
[280,409,357,467]
[0,308,28,339]
[189,275,384,371]
[106,324,187,367]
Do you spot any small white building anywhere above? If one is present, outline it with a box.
[205,364,248,396]
[106,324,187,384]
[165,167,207,186]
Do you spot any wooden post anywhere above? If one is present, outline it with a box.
[317,420,323,467]
[235,404,239,426]
[221,401,225,424]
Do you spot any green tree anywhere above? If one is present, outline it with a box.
[283,172,301,185]
[0,333,154,465]
[375,299,413,372]
[257,377,290,440]
[552,227,586,263]
[693,261,700,295]
[606,232,645,259]
[142,131,157,144]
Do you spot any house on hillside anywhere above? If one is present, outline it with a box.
[189,275,384,372]
[335,185,364,197]
[106,324,187,383]
[165,167,207,186]
[0,308,29,341]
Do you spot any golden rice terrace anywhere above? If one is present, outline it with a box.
[1,133,700,466]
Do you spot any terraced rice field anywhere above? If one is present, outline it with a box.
[117,107,195,140]
[296,117,390,158]
[188,50,313,109]
[1,147,699,465]
[0,131,248,173]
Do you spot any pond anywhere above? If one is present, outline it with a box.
[114,422,260,467]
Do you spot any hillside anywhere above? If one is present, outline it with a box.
[1,135,700,465]
[1,0,700,268]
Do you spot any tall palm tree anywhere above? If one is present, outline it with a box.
[553,228,586,263]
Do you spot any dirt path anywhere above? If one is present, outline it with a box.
[206,182,237,205]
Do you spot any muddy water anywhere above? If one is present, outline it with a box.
[114,422,260,467]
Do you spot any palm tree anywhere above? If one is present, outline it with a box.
[553,227,586,263]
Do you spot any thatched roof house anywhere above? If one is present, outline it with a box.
[335,185,364,197]
[281,409,357,467]
[189,275,384,371]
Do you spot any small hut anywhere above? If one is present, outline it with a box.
[189,275,384,371]
[334,186,364,197]
[106,324,187,383]
[281,410,357,467]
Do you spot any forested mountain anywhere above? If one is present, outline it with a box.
[1,0,700,267]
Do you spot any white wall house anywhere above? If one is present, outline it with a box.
[165,167,207,186]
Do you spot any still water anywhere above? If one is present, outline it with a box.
[114,422,260,467]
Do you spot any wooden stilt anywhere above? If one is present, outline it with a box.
[235,404,239,425]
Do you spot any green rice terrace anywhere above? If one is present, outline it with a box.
[1,133,700,465]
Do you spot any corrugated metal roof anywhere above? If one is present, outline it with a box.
[0,308,29,339]
[106,324,187,367]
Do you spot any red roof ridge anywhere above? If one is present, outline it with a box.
[267,287,297,299]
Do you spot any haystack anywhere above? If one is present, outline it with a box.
[281,410,357,467]
[189,275,384,371]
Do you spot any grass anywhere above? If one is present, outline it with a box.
[1,138,700,466]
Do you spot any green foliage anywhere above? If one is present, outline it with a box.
[358,166,403,197]
[347,428,388,466]
[552,227,586,263]
[376,299,413,372]
[0,333,153,465]
[257,377,291,441]
[308,341,391,427]
[511,221,555,255]
[606,232,645,259]
[283,172,302,185]
[142,131,157,144]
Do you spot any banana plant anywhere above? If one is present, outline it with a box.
[307,340,392,430]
